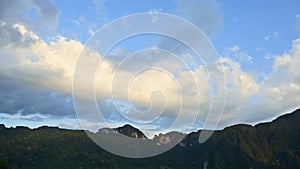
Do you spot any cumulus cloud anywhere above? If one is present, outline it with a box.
[0,22,78,117]
[77,38,300,133]
[0,23,83,94]
[0,20,211,133]
[219,39,300,127]
[0,22,205,120]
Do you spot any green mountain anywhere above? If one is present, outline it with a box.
[0,109,299,169]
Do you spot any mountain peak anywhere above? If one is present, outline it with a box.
[115,124,147,139]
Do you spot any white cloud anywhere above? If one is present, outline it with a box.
[0,24,82,94]
[0,21,214,133]
[263,53,275,61]
[264,31,279,41]
[225,45,240,52]
[224,45,253,63]
[219,38,300,127]
[72,16,86,25]
[234,52,253,63]
[256,47,262,52]
[0,22,82,118]
[92,0,107,18]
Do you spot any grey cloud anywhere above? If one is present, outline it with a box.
[155,0,222,56]
[177,0,222,35]
[0,0,59,32]
[295,15,300,30]
[0,22,37,47]
[0,75,75,118]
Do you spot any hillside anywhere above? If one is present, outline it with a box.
[0,109,299,169]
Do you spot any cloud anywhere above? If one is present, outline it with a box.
[0,112,48,122]
[295,15,300,30]
[0,22,79,117]
[0,20,213,133]
[219,38,300,127]
[225,45,240,53]
[177,0,222,35]
[0,24,82,94]
[2,21,300,133]
[0,74,74,117]
[224,45,253,63]
[264,31,279,41]
[0,22,204,119]
[272,39,300,76]
[0,0,59,32]
[234,52,253,63]
[82,0,108,36]
[156,0,223,59]
[1,15,300,136]
[92,0,106,18]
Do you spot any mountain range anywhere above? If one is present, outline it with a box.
[0,109,299,169]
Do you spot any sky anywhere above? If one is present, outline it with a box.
[0,0,300,137]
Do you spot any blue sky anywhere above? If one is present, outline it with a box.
[53,0,300,72]
[0,0,300,137]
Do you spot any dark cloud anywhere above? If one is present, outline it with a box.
[0,75,75,118]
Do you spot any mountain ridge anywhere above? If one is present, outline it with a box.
[0,109,299,169]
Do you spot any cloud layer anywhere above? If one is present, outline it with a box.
[0,0,300,137]
[1,19,300,135]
